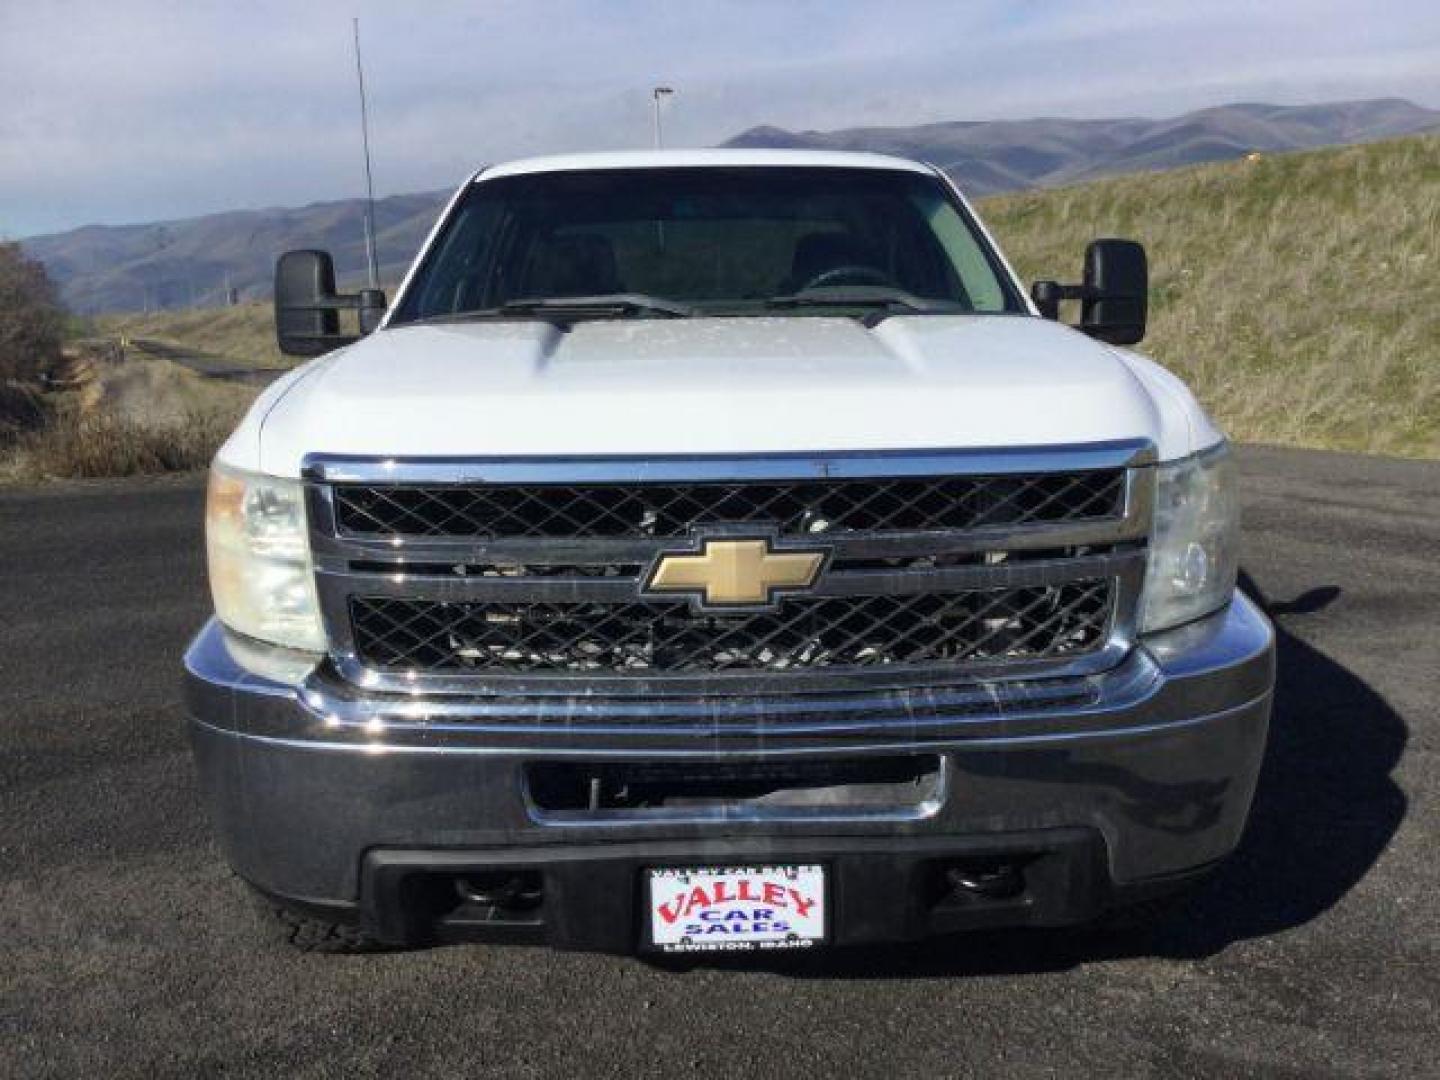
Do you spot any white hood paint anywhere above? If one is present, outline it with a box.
[220,315,1221,477]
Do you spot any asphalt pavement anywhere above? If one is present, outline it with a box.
[1,445,1437,1078]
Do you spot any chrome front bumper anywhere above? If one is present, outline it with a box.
[185,594,1273,941]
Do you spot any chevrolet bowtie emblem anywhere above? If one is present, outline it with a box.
[643,533,829,612]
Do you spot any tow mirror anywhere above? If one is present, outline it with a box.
[1031,239,1148,346]
[274,250,387,357]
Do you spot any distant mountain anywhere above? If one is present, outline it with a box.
[725,97,1440,196]
[23,190,449,315]
[22,98,1439,314]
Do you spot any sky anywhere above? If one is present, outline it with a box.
[2,0,1438,238]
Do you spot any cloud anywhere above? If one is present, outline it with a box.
[2,0,1437,235]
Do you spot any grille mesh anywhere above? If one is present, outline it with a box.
[349,580,1113,675]
[332,470,1125,539]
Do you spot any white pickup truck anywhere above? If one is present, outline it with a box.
[186,150,1274,954]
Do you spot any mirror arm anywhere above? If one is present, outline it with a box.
[278,295,362,313]
[1031,280,1099,320]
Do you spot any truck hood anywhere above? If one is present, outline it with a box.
[230,315,1218,477]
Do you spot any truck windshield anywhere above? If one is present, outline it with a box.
[391,167,1023,323]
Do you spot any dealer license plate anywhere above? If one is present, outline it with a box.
[647,864,826,952]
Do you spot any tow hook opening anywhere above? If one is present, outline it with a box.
[939,858,1028,904]
[394,870,547,943]
[454,871,543,912]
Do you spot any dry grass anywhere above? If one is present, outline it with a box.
[981,134,1440,458]
[4,407,235,480]
[98,301,286,368]
[1,352,254,482]
[0,379,47,441]
[87,352,256,427]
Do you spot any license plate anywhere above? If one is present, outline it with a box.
[647,864,826,952]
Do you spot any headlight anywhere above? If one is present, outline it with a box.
[1140,442,1239,633]
[206,463,325,652]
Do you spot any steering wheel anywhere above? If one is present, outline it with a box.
[799,264,895,291]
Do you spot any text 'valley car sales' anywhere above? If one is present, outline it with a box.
[650,866,827,951]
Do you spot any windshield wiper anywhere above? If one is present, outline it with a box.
[501,294,695,318]
[765,286,964,319]
[406,293,695,327]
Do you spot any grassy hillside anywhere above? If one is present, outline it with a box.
[96,133,1440,458]
[985,134,1439,458]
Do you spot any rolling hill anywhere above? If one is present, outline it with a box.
[727,98,1440,195]
[25,190,447,316]
[22,98,1438,316]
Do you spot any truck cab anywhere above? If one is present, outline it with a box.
[186,150,1273,954]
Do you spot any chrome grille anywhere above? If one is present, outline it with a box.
[332,470,1125,538]
[305,446,1152,694]
[350,580,1114,675]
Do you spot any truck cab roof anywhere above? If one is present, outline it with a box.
[478,148,939,181]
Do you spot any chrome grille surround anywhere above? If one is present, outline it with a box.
[304,441,1154,697]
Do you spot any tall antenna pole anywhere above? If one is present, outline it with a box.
[353,17,379,288]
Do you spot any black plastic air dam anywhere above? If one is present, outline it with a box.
[355,831,1212,951]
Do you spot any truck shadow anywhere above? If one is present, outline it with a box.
[657,572,1408,979]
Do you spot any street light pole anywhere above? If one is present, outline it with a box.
[652,86,674,149]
